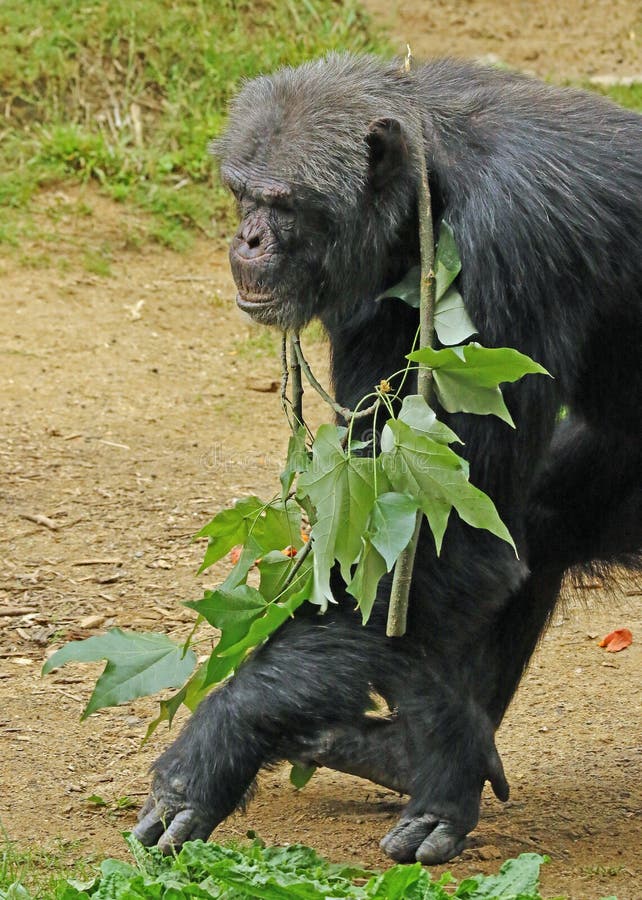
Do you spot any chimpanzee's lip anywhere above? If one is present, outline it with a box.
[236,290,276,312]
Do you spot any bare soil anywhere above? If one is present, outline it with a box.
[363,0,642,81]
[1,10,641,896]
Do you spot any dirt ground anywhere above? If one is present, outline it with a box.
[364,0,642,80]
[1,7,641,899]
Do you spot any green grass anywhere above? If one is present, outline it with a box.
[0,0,387,251]
[596,81,642,111]
[1,3,639,255]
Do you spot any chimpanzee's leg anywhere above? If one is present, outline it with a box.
[380,415,641,864]
[134,605,412,853]
[300,572,560,799]
[481,415,641,723]
[295,716,413,794]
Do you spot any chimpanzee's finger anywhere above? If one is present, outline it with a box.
[132,802,169,846]
[136,793,156,822]
[415,821,467,865]
[379,813,439,862]
[157,808,212,855]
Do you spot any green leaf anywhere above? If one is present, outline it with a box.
[297,424,382,609]
[56,841,552,898]
[346,538,388,624]
[289,763,316,790]
[280,426,310,499]
[367,862,434,899]
[368,492,420,569]
[347,491,420,623]
[409,343,550,386]
[218,535,262,590]
[398,394,462,445]
[196,495,262,565]
[197,496,301,573]
[1,884,33,900]
[460,852,548,897]
[375,221,464,315]
[434,220,462,301]
[144,661,210,742]
[185,584,267,654]
[375,265,420,307]
[42,628,197,718]
[408,344,550,426]
[258,549,313,604]
[380,420,459,552]
[434,286,478,345]
[381,419,515,554]
[176,556,313,705]
[216,583,311,659]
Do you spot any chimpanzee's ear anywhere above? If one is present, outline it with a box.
[366,117,408,190]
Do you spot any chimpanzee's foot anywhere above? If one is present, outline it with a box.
[379,697,510,864]
[133,773,220,853]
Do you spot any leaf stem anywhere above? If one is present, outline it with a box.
[281,537,313,590]
[386,128,436,638]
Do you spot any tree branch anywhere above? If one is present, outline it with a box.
[386,128,436,638]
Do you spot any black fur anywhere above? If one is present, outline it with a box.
[134,54,641,864]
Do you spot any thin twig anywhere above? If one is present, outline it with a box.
[289,334,304,427]
[280,333,294,430]
[291,335,379,423]
[386,126,436,638]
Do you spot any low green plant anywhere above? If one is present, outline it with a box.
[0,838,571,900]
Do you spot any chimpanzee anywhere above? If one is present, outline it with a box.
[134,54,642,864]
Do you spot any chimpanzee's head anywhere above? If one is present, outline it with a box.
[212,55,419,330]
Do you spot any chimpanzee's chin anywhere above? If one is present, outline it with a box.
[236,292,312,331]
[236,291,280,322]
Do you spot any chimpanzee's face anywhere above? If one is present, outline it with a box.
[221,164,333,331]
[217,105,413,332]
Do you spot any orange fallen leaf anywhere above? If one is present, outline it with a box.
[598,628,633,653]
[229,546,242,565]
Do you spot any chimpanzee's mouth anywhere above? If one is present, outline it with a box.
[236,291,276,313]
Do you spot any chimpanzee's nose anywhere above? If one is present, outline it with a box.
[234,220,267,260]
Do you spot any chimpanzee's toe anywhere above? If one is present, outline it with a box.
[415,821,468,864]
[156,808,214,854]
[380,813,468,865]
[380,813,439,861]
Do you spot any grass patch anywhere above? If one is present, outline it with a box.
[0,0,387,250]
[597,81,642,111]
[2,4,639,254]
[82,248,112,277]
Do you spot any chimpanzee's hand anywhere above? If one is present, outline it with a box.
[133,772,218,854]
[380,702,509,865]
